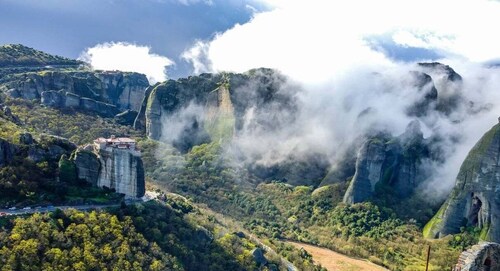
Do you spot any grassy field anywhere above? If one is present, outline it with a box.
[288,241,389,271]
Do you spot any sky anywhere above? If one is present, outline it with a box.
[4,0,500,82]
[0,0,266,79]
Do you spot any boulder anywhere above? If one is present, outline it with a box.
[93,140,145,198]
[406,71,438,117]
[0,138,16,166]
[251,248,267,266]
[133,84,157,132]
[19,133,34,145]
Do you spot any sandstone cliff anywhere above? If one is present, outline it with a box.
[424,123,500,242]
[96,145,145,198]
[343,121,429,204]
[73,140,145,198]
[1,70,149,117]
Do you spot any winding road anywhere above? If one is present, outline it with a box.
[0,203,121,216]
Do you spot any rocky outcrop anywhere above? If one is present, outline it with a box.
[0,44,82,67]
[96,144,145,198]
[454,242,500,271]
[115,110,138,126]
[73,148,100,185]
[41,90,120,117]
[73,139,145,198]
[251,248,268,266]
[133,84,157,132]
[417,62,463,115]
[2,70,149,116]
[141,68,297,141]
[406,71,438,117]
[0,138,16,166]
[424,123,500,241]
[343,121,429,204]
[27,134,77,162]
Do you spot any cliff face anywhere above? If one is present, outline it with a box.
[141,68,297,142]
[73,143,145,198]
[73,148,100,185]
[343,121,429,204]
[1,70,149,117]
[0,138,16,166]
[96,146,145,198]
[424,123,500,242]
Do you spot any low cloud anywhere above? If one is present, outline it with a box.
[172,0,500,198]
[79,42,174,84]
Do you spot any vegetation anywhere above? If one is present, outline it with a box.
[142,139,465,270]
[0,209,180,271]
[0,44,82,67]
[0,102,123,207]
[0,47,480,270]
[5,97,141,145]
[0,194,308,271]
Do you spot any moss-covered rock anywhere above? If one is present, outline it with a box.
[424,123,500,242]
[343,120,431,204]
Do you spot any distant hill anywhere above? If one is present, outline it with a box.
[0,44,82,67]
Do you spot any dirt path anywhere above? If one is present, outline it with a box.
[288,241,389,271]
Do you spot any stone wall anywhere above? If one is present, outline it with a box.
[454,242,500,271]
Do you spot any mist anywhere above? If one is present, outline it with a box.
[154,0,500,199]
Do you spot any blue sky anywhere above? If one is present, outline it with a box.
[0,0,265,77]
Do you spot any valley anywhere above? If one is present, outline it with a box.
[1,43,500,271]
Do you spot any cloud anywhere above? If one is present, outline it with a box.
[184,0,500,82]
[79,42,174,84]
[175,0,213,6]
[175,0,500,198]
[181,40,212,74]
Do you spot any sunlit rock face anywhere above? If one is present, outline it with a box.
[2,70,149,116]
[425,123,500,242]
[74,137,145,198]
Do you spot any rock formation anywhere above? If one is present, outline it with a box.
[454,242,500,271]
[0,138,16,166]
[28,134,77,162]
[41,90,120,117]
[140,68,297,142]
[424,123,500,241]
[73,137,145,198]
[73,148,100,185]
[343,120,429,204]
[1,70,149,117]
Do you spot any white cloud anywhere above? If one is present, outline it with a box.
[79,42,174,84]
[175,0,213,6]
[181,40,212,74]
[178,0,500,197]
[184,0,500,83]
